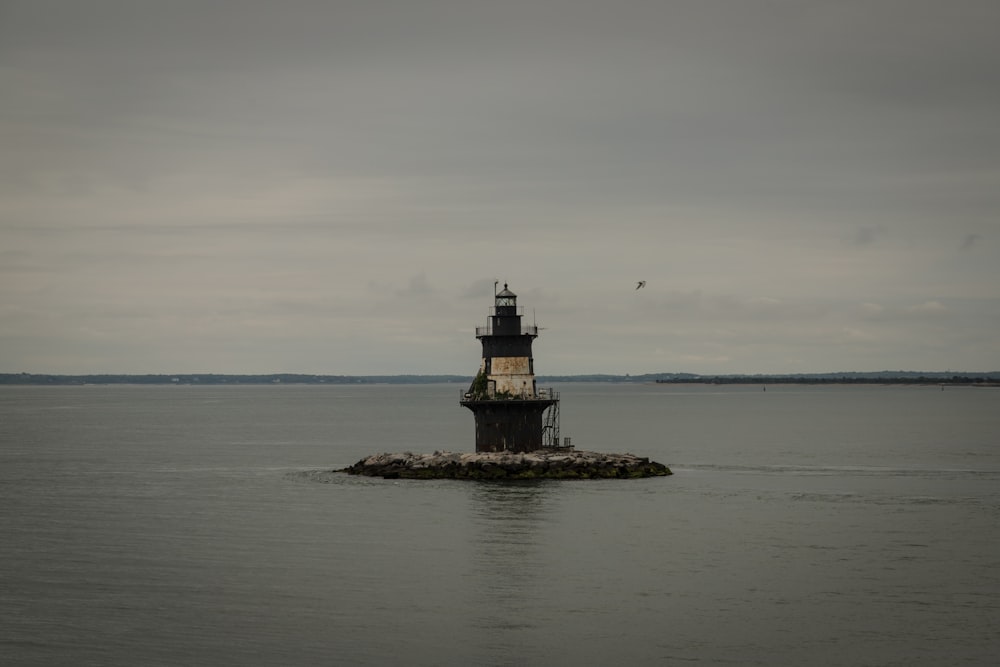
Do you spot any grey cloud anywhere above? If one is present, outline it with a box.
[396,273,434,297]
[2,0,999,374]
[960,234,982,250]
[850,227,885,247]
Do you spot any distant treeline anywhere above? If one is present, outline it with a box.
[0,373,471,385]
[545,372,1000,385]
[653,375,1000,385]
[2,371,998,386]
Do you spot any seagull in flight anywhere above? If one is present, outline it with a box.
[636,281,646,290]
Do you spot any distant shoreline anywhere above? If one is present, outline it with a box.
[1,372,997,386]
[654,377,1000,386]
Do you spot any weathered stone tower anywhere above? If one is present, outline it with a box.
[460,284,560,453]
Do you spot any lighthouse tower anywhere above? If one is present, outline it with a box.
[460,284,560,453]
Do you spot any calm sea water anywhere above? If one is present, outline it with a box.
[1,383,998,666]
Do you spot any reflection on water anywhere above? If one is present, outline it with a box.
[467,482,555,634]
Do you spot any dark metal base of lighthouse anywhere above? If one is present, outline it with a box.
[460,396,558,453]
[460,284,562,454]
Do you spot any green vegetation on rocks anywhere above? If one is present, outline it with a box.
[468,370,489,399]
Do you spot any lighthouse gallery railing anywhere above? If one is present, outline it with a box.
[475,325,538,337]
[460,388,558,402]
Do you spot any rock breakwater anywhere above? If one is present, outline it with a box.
[340,450,671,480]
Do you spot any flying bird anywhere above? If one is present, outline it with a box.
[636,281,646,290]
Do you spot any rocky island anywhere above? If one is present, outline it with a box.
[340,450,671,480]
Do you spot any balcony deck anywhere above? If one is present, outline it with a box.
[475,324,539,337]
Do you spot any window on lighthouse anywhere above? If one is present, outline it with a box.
[497,295,515,307]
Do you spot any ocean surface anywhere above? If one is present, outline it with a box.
[1,383,998,666]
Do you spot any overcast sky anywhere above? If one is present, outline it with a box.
[2,0,999,375]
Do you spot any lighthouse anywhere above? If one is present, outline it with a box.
[460,284,560,453]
